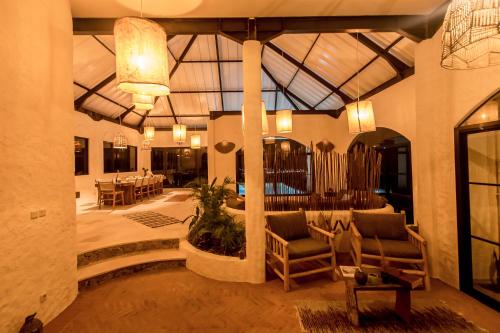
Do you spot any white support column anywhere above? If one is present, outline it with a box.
[242,40,265,283]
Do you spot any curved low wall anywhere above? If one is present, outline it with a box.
[180,240,250,283]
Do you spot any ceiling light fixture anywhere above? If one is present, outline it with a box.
[441,0,500,69]
[346,32,376,134]
[173,123,187,144]
[133,94,155,110]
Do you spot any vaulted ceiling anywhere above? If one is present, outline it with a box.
[73,31,417,129]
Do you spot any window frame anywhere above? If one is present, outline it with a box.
[103,141,138,174]
[74,136,89,176]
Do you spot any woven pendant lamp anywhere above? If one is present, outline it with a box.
[441,0,500,69]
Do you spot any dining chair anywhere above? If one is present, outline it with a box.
[147,176,156,197]
[154,175,163,195]
[134,177,144,202]
[97,181,124,209]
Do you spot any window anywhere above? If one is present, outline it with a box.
[151,147,207,187]
[103,141,137,173]
[74,136,89,175]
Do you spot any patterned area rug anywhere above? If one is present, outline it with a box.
[295,300,486,333]
[125,211,183,228]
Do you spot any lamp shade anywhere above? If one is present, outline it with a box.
[113,133,128,149]
[190,134,201,149]
[172,124,187,144]
[276,109,293,133]
[133,94,155,110]
[114,17,170,95]
[441,0,500,69]
[241,101,268,135]
[141,140,152,151]
[346,100,376,134]
[280,141,291,153]
[143,126,155,141]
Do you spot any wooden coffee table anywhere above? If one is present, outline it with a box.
[341,270,412,326]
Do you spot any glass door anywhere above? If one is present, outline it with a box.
[456,91,500,310]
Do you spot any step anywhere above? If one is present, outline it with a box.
[77,238,180,267]
[78,249,186,290]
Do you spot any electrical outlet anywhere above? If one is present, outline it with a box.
[30,211,38,220]
[38,210,46,217]
[39,294,47,303]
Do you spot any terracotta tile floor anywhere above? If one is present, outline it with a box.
[46,268,499,333]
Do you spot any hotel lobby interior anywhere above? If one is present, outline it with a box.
[2,0,500,332]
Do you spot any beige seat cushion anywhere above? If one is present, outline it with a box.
[361,238,422,259]
[288,238,331,259]
[266,211,309,241]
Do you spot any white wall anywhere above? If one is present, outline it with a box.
[0,1,77,332]
[74,112,146,197]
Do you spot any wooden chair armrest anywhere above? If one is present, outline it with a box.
[265,229,289,247]
[405,225,426,245]
[351,223,362,240]
[307,224,335,240]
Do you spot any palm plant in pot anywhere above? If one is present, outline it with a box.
[187,177,245,257]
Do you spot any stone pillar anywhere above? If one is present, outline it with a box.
[207,119,216,182]
[0,1,77,331]
[242,40,265,283]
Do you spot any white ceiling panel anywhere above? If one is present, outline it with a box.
[184,35,217,61]
[276,92,296,110]
[272,34,319,62]
[342,57,396,97]
[178,117,209,126]
[123,112,143,126]
[364,32,401,49]
[389,38,417,66]
[97,80,132,108]
[261,70,276,90]
[168,35,194,59]
[170,63,220,91]
[149,117,176,127]
[94,35,115,53]
[304,33,375,87]
[73,84,86,99]
[73,35,115,87]
[220,62,242,90]
[82,94,125,118]
[290,96,309,110]
[262,91,276,111]
[222,92,243,111]
[316,93,344,110]
[288,70,330,107]
[170,93,220,115]
[262,46,298,86]
[148,96,172,116]
[217,35,242,60]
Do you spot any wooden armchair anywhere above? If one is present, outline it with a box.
[265,210,337,291]
[97,181,124,209]
[350,210,431,290]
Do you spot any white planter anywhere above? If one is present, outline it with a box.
[180,240,250,282]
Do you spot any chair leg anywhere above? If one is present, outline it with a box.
[422,247,431,291]
[112,195,116,209]
[284,255,290,292]
[121,193,125,206]
[331,251,337,282]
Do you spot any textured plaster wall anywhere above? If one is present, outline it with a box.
[74,112,146,196]
[0,1,77,332]
[413,28,500,288]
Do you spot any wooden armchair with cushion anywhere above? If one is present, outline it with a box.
[350,210,431,290]
[265,210,337,291]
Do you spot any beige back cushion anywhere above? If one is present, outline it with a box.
[266,211,309,241]
[353,212,407,240]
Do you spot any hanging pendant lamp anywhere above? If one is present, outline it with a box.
[141,140,152,151]
[241,101,269,135]
[276,109,293,133]
[346,32,376,134]
[173,124,187,144]
[190,134,201,149]
[114,16,170,95]
[143,117,155,141]
[113,116,128,149]
[441,0,500,69]
[133,94,155,110]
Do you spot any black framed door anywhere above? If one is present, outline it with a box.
[455,120,500,311]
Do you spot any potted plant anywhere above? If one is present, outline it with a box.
[187,177,245,257]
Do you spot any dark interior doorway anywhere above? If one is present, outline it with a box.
[349,127,413,223]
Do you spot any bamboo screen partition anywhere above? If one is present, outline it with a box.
[263,142,382,211]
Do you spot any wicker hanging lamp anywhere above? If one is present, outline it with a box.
[441,0,500,69]
[113,117,128,149]
[172,123,187,144]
